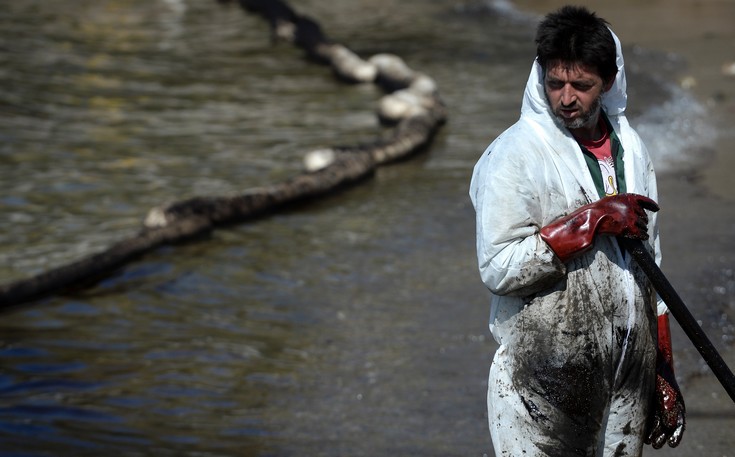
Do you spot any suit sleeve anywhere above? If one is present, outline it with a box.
[470,139,566,297]
[643,142,668,316]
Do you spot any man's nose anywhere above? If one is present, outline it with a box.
[561,85,576,106]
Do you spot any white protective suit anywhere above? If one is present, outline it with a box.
[469,32,665,456]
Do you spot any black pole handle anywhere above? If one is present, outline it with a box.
[620,238,735,403]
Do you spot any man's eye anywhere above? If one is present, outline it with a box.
[573,83,593,91]
[546,81,563,90]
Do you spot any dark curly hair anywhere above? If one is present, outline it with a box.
[535,6,617,84]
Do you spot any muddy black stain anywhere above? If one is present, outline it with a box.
[614,442,627,456]
[521,395,549,423]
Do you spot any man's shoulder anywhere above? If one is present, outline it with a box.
[606,113,645,143]
[485,119,550,159]
[473,120,552,182]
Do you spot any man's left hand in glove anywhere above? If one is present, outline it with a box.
[646,313,686,449]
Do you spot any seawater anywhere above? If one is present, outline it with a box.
[0,0,718,455]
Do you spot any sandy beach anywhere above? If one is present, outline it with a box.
[513,1,735,455]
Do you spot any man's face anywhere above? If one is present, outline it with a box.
[544,61,612,132]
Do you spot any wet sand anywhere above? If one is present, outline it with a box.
[512,1,735,455]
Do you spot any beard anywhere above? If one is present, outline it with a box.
[551,95,602,130]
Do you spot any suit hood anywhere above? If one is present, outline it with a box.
[520,29,628,122]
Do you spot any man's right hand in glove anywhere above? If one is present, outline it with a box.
[540,193,660,263]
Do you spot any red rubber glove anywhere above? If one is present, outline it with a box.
[646,313,686,448]
[540,193,659,262]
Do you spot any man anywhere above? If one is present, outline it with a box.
[469,6,685,456]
